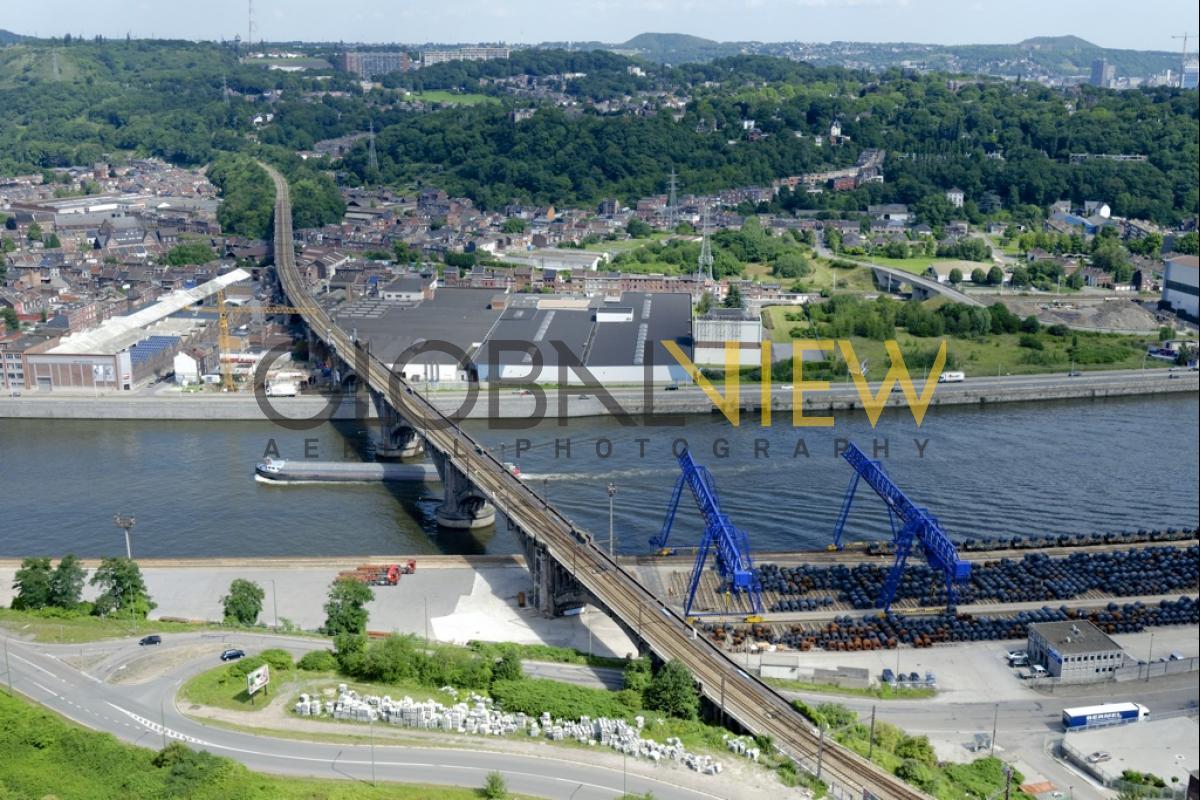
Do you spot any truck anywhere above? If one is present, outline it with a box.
[1061,702,1149,731]
[337,560,417,587]
[937,371,965,383]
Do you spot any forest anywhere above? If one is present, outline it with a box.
[1,39,1196,229]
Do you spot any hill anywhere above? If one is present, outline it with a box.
[0,28,26,45]
[617,32,741,63]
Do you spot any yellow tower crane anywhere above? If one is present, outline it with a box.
[214,289,302,392]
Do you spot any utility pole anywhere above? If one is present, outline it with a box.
[113,514,136,559]
[990,703,999,757]
[268,579,278,631]
[3,637,11,694]
[868,705,877,760]
[1170,34,1193,89]
[369,715,376,786]
[607,482,617,559]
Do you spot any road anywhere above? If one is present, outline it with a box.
[1,630,726,800]
[814,246,983,307]
[262,163,937,800]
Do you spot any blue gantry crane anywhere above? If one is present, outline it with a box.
[650,449,764,617]
[832,442,971,612]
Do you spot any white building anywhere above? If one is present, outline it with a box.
[945,188,965,208]
[693,308,762,367]
[173,351,201,384]
[1162,255,1199,319]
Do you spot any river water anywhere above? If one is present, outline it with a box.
[0,395,1196,558]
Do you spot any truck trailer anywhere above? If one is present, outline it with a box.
[1061,702,1148,731]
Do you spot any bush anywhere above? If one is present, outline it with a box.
[258,648,294,672]
[297,650,338,672]
[483,771,508,799]
[491,678,640,720]
[896,758,938,791]
[225,655,265,679]
[1018,334,1043,350]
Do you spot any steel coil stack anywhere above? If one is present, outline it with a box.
[709,596,1199,652]
[756,544,1199,610]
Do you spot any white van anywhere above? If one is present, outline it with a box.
[938,371,965,383]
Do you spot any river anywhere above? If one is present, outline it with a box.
[0,395,1196,558]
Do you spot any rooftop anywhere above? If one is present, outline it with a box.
[46,269,249,355]
[1029,620,1122,655]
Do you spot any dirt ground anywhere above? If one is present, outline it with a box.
[995,296,1165,333]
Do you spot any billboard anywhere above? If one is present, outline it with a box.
[247,664,270,695]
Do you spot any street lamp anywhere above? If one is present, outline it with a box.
[113,514,136,559]
[267,579,279,631]
[607,482,617,559]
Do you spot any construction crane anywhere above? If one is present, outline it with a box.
[831,442,971,613]
[214,289,302,392]
[650,449,763,617]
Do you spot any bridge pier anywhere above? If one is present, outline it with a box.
[371,389,424,459]
[431,449,495,529]
[515,525,587,615]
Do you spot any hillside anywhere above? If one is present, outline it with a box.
[618,32,740,63]
[0,28,26,45]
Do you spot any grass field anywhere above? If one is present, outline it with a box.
[0,608,234,644]
[843,330,1170,381]
[746,259,876,295]
[764,677,936,700]
[409,90,498,105]
[0,691,528,800]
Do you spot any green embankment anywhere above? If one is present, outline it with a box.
[0,690,528,799]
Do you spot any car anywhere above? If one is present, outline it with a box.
[1086,751,1112,764]
[664,383,679,391]
[1068,370,1082,377]
[1168,652,1184,661]
[908,671,921,684]
[138,635,162,646]
[881,668,896,686]
[220,648,246,661]
[925,671,937,687]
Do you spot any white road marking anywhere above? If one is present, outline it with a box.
[31,681,60,698]
[106,703,212,746]
[11,652,58,679]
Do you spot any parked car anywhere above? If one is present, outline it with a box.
[881,668,896,686]
[924,671,937,687]
[1086,751,1111,764]
[219,648,246,662]
[908,671,921,684]
[138,635,162,646]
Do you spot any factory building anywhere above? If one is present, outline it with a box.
[23,269,250,391]
[473,292,692,386]
[1027,620,1126,683]
[693,308,762,367]
[1162,255,1199,320]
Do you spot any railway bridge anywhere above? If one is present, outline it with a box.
[262,162,931,800]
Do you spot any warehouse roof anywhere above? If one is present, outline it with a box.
[338,287,501,366]
[1029,620,1122,656]
[46,269,249,355]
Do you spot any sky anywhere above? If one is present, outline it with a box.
[2,0,1197,51]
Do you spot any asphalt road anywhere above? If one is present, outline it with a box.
[1,631,725,800]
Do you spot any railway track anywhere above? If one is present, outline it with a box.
[262,163,928,800]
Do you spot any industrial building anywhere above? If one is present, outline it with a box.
[693,308,762,367]
[22,269,249,391]
[337,51,411,80]
[1027,620,1126,683]
[473,292,692,385]
[337,286,502,383]
[1162,255,1199,320]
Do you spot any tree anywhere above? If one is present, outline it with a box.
[771,251,811,279]
[644,659,699,719]
[90,557,154,617]
[482,771,508,800]
[947,267,963,285]
[1173,232,1199,256]
[970,267,986,284]
[49,554,87,608]
[12,557,54,610]
[986,265,1004,285]
[723,284,743,309]
[165,242,216,266]
[222,578,265,625]
[26,222,42,242]
[623,657,652,694]
[2,307,18,332]
[44,232,62,248]
[501,218,527,234]
[626,218,653,239]
[323,577,374,636]
[695,291,713,315]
